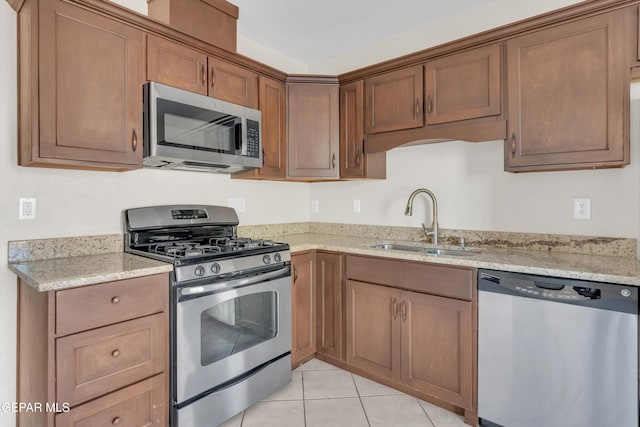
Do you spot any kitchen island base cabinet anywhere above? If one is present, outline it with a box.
[17,274,169,427]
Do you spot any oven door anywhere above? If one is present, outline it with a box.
[175,266,291,404]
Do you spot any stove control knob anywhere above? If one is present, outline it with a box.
[263,254,272,264]
[195,266,205,277]
[211,263,221,274]
[274,253,282,263]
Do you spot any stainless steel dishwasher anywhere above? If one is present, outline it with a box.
[478,269,638,427]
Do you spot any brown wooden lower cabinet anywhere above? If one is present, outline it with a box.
[346,279,401,380]
[291,252,316,366]
[17,274,169,427]
[315,251,344,361]
[344,254,477,424]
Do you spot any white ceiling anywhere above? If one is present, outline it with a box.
[231,0,496,65]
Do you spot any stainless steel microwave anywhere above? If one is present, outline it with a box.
[143,82,262,173]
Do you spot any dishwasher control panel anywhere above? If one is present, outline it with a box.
[479,270,637,313]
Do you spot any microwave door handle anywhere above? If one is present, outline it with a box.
[234,120,243,154]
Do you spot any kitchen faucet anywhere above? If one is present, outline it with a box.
[404,188,439,246]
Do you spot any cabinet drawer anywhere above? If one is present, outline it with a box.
[56,274,166,336]
[56,374,166,427]
[346,255,401,287]
[57,314,166,405]
[402,262,474,301]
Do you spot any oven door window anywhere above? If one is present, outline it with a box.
[157,98,242,155]
[200,291,277,366]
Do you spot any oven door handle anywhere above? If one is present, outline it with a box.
[180,266,291,297]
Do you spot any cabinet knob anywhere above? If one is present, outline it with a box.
[511,133,516,156]
[112,416,121,425]
[132,129,138,152]
[111,296,120,304]
[111,349,120,358]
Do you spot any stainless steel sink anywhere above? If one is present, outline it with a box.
[423,248,480,256]
[370,243,426,253]
[371,243,480,256]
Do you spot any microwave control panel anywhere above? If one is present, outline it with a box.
[247,119,260,158]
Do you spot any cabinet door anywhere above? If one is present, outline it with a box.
[425,43,501,125]
[287,83,340,178]
[259,76,287,177]
[292,252,315,366]
[208,57,259,109]
[37,0,143,168]
[340,80,365,178]
[316,252,344,361]
[147,34,208,95]
[401,291,472,408]
[364,65,424,134]
[505,9,629,171]
[346,280,401,381]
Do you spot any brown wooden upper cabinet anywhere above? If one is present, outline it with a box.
[287,78,340,179]
[340,80,386,179]
[505,9,630,172]
[208,56,259,109]
[424,43,502,125]
[234,76,287,179]
[147,35,259,109]
[364,64,424,134]
[147,34,208,95]
[19,0,144,170]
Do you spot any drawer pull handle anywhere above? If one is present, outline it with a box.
[355,149,361,168]
[401,301,407,321]
[112,416,121,425]
[201,63,206,86]
[331,153,336,169]
[511,133,516,156]
[391,297,398,319]
[111,296,120,304]
[111,349,121,358]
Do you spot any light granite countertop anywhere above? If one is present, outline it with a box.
[9,253,174,292]
[8,225,640,291]
[271,233,640,286]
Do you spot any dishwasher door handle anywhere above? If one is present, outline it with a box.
[533,281,564,291]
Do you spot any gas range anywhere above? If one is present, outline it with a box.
[124,205,290,283]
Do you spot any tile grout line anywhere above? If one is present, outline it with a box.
[416,398,437,427]
[351,373,372,427]
[301,370,307,427]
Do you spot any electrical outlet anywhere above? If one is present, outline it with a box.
[352,199,361,213]
[311,200,319,214]
[573,198,591,220]
[19,197,36,220]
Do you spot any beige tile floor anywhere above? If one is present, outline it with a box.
[219,358,468,427]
